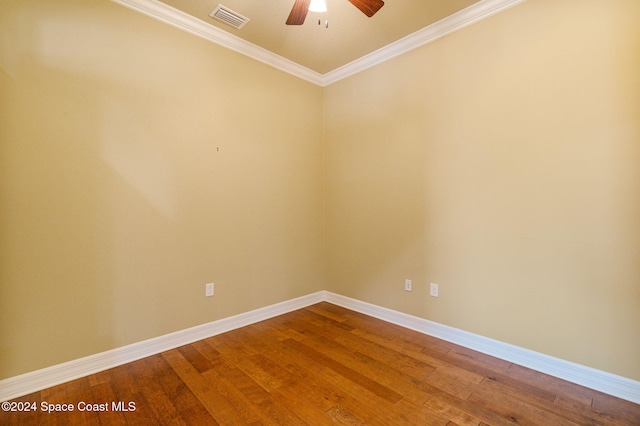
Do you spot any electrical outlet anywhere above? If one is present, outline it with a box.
[430,283,439,297]
[205,283,214,297]
[405,279,412,292]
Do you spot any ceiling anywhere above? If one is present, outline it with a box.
[113,0,526,85]
[155,0,480,74]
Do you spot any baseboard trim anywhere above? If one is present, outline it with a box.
[0,291,324,402]
[323,291,640,405]
[2,290,639,404]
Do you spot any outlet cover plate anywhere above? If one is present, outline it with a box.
[430,283,439,297]
[206,283,214,297]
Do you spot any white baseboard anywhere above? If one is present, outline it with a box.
[0,291,324,402]
[323,292,640,405]
[2,290,639,405]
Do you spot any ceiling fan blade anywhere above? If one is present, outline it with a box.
[347,0,384,17]
[286,0,311,25]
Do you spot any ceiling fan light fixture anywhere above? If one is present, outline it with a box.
[309,0,327,13]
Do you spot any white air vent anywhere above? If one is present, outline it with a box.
[209,4,250,29]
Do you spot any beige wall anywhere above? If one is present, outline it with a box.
[325,0,640,380]
[0,0,324,379]
[2,0,639,384]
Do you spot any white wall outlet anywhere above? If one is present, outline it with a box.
[205,282,214,297]
[430,283,439,297]
[405,279,412,292]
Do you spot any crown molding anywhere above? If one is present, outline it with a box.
[323,0,528,85]
[111,0,527,86]
[111,0,324,85]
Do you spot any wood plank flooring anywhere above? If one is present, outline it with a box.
[2,302,638,425]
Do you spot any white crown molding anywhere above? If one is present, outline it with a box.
[2,290,639,405]
[111,0,527,87]
[322,0,528,85]
[111,0,324,85]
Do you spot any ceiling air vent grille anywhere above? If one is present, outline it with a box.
[209,5,250,29]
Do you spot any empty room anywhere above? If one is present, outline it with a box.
[1,0,639,424]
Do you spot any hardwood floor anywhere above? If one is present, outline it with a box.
[2,302,639,425]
